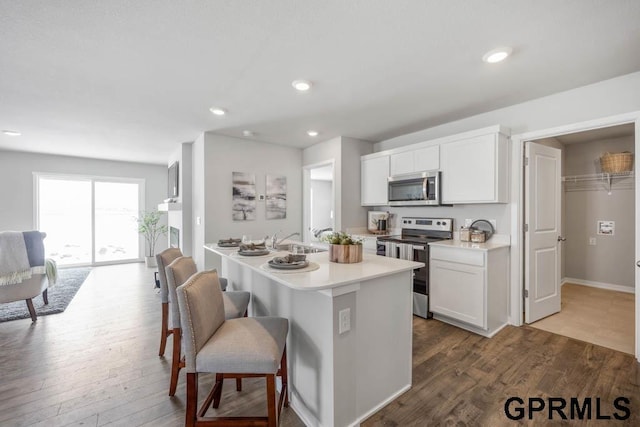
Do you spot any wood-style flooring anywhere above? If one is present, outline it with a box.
[1,264,638,426]
[529,283,635,355]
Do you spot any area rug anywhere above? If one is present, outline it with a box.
[0,267,92,322]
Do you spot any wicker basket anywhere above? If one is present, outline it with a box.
[600,152,634,173]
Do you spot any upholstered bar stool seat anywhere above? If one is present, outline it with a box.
[176,270,288,427]
[196,316,287,374]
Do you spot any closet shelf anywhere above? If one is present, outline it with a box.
[562,171,634,194]
[562,171,634,182]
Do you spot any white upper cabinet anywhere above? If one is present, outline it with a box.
[440,132,509,204]
[361,154,389,206]
[390,145,439,176]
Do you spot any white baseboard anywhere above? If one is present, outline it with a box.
[350,383,411,427]
[562,277,635,294]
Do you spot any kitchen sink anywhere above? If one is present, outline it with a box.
[275,244,327,254]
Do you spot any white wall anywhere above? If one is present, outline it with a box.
[303,137,373,232]
[303,137,343,230]
[165,142,193,256]
[191,134,206,268]
[376,72,640,152]
[194,133,303,271]
[0,150,167,254]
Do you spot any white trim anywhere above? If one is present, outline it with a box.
[349,383,412,427]
[510,110,640,362]
[562,278,635,294]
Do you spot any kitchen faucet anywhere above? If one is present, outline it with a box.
[271,231,300,248]
[312,227,333,238]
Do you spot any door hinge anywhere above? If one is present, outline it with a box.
[524,224,528,232]
[524,157,529,166]
[524,289,529,298]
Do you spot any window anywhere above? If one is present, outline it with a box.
[35,174,144,266]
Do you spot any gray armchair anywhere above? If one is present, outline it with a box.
[0,231,49,321]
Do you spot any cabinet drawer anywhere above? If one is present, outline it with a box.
[430,246,485,266]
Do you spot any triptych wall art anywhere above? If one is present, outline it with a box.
[232,172,287,221]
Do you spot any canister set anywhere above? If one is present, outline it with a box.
[459,219,495,243]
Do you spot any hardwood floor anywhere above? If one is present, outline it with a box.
[1,264,638,426]
[365,318,640,426]
[529,283,635,354]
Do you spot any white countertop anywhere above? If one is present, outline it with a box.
[428,239,510,251]
[205,243,423,291]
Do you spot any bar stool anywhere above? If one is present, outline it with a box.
[156,248,182,356]
[176,270,288,427]
[165,256,250,396]
[156,248,232,356]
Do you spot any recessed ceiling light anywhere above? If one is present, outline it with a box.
[307,130,319,137]
[242,130,255,137]
[209,107,227,116]
[482,47,513,63]
[2,130,21,136]
[292,79,312,92]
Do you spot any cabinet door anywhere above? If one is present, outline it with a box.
[414,145,439,171]
[389,151,414,176]
[430,259,486,328]
[361,156,389,206]
[440,134,506,204]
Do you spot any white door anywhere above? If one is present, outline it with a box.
[525,142,562,323]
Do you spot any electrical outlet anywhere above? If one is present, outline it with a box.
[589,237,596,246]
[338,308,351,334]
[196,216,201,225]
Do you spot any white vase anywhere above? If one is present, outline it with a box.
[145,256,157,268]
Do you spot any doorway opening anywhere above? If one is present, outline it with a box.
[35,173,144,267]
[302,161,335,244]
[524,123,636,354]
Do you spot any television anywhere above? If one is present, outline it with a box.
[168,161,179,198]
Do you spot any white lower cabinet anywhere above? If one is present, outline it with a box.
[430,259,486,328]
[429,244,509,337]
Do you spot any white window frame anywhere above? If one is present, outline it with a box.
[33,172,146,267]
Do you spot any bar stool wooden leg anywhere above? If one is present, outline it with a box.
[169,328,182,396]
[159,302,170,356]
[185,373,198,427]
[266,374,277,427]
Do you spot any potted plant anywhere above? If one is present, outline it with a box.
[322,231,363,264]
[136,210,168,267]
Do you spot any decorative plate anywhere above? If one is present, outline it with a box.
[267,259,309,270]
[237,249,271,256]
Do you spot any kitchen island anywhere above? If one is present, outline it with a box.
[205,244,423,427]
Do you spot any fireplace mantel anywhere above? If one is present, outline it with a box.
[157,202,182,212]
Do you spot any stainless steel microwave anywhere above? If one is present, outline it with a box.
[388,171,440,206]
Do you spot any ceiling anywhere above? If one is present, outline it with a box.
[1,1,639,165]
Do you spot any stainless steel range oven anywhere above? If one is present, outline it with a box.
[377,217,453,318]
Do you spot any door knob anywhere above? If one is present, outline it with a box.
[557,236,567,242]
[637,261,640,268]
